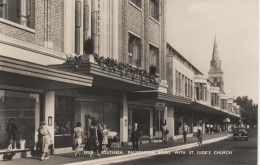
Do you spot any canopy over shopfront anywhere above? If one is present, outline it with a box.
[50,62,159,91]
[0,55,93,91]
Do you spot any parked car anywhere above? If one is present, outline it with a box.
[233,127,248,141]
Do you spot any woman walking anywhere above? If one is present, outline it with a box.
[73,122,84,157]
[84,121,100,157]
[38,121,52,161]
[102,125,109,151]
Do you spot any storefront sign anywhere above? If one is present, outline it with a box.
[155,102,166,108]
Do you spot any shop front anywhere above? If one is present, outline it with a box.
[128,104,153,141]
[54,87,121,148]
[0,90,40,150]
[173,108,193,140]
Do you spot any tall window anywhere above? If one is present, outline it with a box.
[149,44,159,73]
[150,0,159,21]
[129,0,141,8]
[128,33,141,67]
[0,0,32,27]
[75,0,82,54]
[175,71,178,95]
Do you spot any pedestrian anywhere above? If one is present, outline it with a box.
[162,122,168,144]
[183,123,188,144]
[130,123,142,151]
[38,121,52,161]
[97,123,103,152]
[197,129,202,146]
[6,118,18,150]
[102,124,109,151]
[84,121,100,157]
[73,122,84,157]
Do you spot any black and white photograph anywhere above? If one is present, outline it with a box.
[0,0,258,165]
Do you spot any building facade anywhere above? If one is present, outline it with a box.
[0,0,240,154]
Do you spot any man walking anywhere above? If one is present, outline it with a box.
[183,123,188,144]
[131,123,142,151]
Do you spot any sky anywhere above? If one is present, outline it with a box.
[166,0,259,104]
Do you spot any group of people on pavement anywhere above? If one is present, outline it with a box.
[83,121,109,157]
[35,120,203,161]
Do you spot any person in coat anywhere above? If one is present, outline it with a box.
[130,123,142,151]
[38,121,52,161]
[183,123,189,144]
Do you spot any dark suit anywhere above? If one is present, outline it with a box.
[131,128,142,151]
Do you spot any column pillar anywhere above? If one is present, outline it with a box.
[149,109,153,141]
[167,106,174,140]
[120,91,128,146]
[44,91,55,143]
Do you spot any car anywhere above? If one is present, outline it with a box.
[233,127,248,141]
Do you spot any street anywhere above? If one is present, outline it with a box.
[112,128,257,165]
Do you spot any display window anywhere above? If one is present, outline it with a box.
[0,90,39,150]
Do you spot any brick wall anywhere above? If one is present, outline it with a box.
[148,19,160,46]
[50,0,63,52]
[34,0,45,47]
[128,4,142,36]
[0,23,35,43]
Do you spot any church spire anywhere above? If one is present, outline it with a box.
[209,34,223,74]
[208,34,224,91]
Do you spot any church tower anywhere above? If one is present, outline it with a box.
[208,35,224,91]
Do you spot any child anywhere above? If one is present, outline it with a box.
[197,129,202,146]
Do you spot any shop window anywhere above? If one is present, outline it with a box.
[0,0,32,27]
[128,33,141,67]
[129,0,141,9]
[0,90,39,150]
[150,44,159,74]
[150,0,159,21]
[54,95,75,148]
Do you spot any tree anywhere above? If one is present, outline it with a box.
[236,96,258,125]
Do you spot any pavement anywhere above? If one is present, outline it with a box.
[1,132,232,165]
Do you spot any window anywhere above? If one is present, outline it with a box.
[128,33,141,67]
[75,0,82,54]
[149,44,159,73]
[0,0,32,27]
[185,77,187,97]
[175,71,178,95]
[150,0,159,21]
[0,90,39,150]
[129,0,141,9]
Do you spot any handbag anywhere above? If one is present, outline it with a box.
[165,129,169,135]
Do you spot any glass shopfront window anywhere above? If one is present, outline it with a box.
[54,95,75,148]
[0,90,39,150]
[128,105,152,141]
[78,101,119,138]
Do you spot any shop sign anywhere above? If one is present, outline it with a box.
[155,102,166,108]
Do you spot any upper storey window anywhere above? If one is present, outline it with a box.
[129,0,141,9]
[150,0,159,21]
[128,33,141,67]
[0,0,32,28]
[149,44,159,74]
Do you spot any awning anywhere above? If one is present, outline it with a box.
[50,63,159,91]
[179,101,241,119]
[0,55,93,91]
[128,91,191,106]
